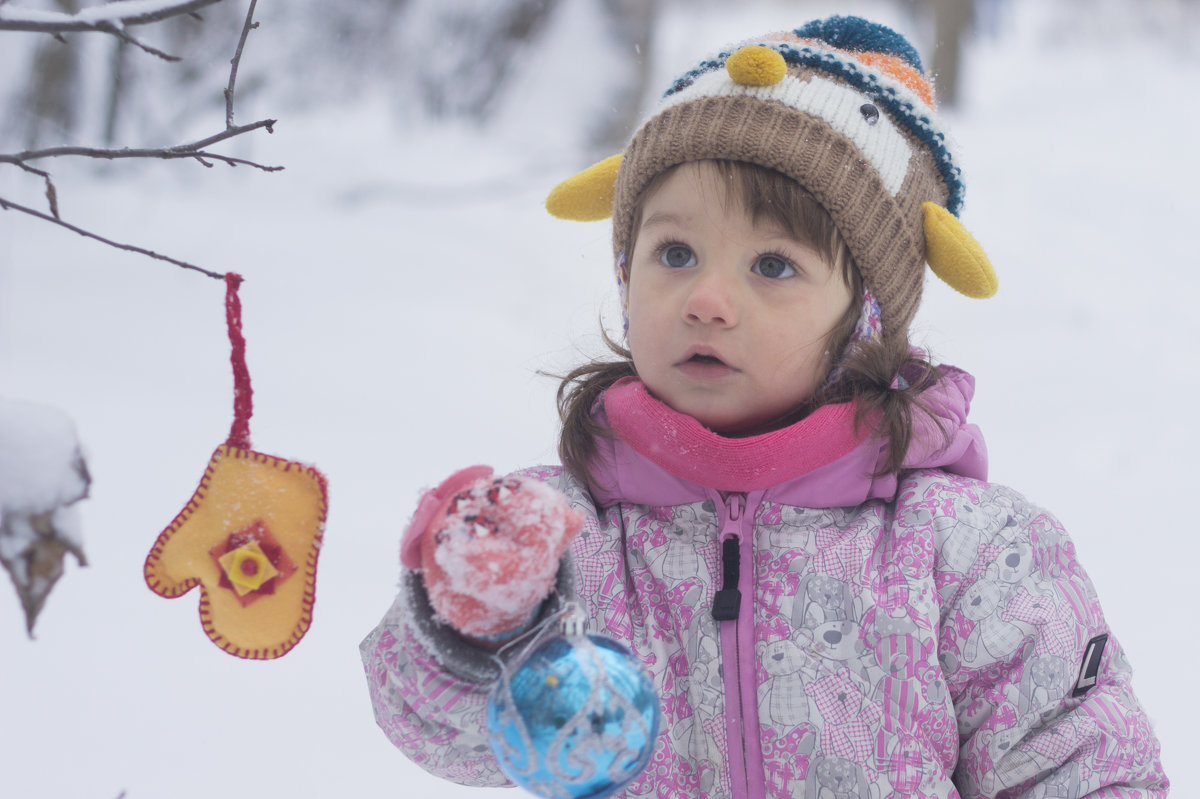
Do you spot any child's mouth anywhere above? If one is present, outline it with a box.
[678,352,735,378]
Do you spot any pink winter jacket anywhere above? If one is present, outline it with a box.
[361,368,1168,798]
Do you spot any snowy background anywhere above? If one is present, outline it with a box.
[1,0,1195,796]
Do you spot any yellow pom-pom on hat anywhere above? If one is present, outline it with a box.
[726,45,788,86]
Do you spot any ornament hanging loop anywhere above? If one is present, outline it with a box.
[557,603,589,638]
[224,272,254,450]
[492,602,590,674]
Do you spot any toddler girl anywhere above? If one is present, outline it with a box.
[362,15,1167,798]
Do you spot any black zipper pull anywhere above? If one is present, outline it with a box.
[712,537,741,620]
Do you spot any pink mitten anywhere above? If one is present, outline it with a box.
[401,466,583,640]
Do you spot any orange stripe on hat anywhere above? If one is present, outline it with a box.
[854,51,935,107]
[762,31,935,107]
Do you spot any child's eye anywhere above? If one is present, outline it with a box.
[752,254,796,279]
[659,244,696,268]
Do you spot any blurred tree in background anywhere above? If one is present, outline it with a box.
[15,0,83,148]
[927,0,974,107]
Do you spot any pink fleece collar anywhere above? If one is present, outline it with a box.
[603,377,869,492]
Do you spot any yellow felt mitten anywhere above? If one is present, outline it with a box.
[144,445,327,659]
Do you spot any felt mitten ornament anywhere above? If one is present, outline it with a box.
[144,274,328,659]
[401,467,582,640]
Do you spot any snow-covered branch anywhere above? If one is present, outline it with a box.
[0,398,91,637]
[0,0,222,32]
[0,0,226,59]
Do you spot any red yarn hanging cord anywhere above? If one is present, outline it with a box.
[224,272,253,449]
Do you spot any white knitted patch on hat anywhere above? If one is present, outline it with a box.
[657,69,912,196]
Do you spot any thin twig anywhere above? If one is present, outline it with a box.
[172,118,276,152]
[224,0,259,128]
[94,21,181,62]
[3,119,281,170]
[11,161,60,218]
[0,194,225,280]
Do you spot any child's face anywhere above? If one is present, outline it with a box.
[626,162,853,435]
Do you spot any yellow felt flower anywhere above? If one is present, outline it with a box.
[217,541,279,595]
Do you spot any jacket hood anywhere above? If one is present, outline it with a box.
[588,366,987,508]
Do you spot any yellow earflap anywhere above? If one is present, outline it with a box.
[545,154,623,221]
[922,202,998,299]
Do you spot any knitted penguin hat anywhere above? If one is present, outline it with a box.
[546,15,996,339]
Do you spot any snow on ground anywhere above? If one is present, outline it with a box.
[1,0,1194,796]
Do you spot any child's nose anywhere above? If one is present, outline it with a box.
[683,269,738,326]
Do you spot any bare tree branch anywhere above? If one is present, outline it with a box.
[177,117,274,152]
[0,0,275,280]
[2,119,283,171]
[0,194,226,280]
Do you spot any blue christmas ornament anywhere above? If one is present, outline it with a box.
[486,610,660,799]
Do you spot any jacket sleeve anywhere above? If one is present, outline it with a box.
[360,570,511,786]
[359,466,583,786]
[937,484,1169,797]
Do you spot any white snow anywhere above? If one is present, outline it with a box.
[0,0,1194,797]
[0,399,88,516]
[0,398,88,577]
[431,476,575,622]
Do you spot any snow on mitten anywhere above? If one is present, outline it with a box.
[400,466,582,640]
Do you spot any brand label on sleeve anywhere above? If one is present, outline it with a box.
[1072,634,1108,697]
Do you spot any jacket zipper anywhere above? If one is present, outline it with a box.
[711,492,765,799]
